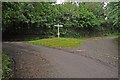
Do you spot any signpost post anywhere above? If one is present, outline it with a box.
[54,24,63,38]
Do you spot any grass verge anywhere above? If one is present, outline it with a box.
[29,38,84,48]
[2,52,11,80]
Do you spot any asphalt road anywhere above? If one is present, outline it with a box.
[2,37,118,78]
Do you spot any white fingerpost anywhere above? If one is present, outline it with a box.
[54,24,63,38]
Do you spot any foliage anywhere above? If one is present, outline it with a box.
[108,2,119,29]
[80,2,105,18]
[2,52,11,80]
[29,38,84,48]
[3,2,118,40]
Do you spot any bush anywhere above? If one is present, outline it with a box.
[2,52,11,80]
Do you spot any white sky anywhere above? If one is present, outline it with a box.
[56,0,64,4]
[1,0,119,2]
[56,0,109,6]
[104,2,108,7]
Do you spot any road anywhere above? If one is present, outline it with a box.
[2,37,118,78]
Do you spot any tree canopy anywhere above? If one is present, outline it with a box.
[2,2,119,40]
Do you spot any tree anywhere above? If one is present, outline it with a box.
[2,2,106,40]
[80,2,105,18]
[108,2,119,27]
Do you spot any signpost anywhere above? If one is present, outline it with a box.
[54,24,63,38]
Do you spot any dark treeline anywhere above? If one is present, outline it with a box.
[2,2,119,40]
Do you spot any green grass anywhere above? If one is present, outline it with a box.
[2,52,11,79]
[29,38,84,48]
